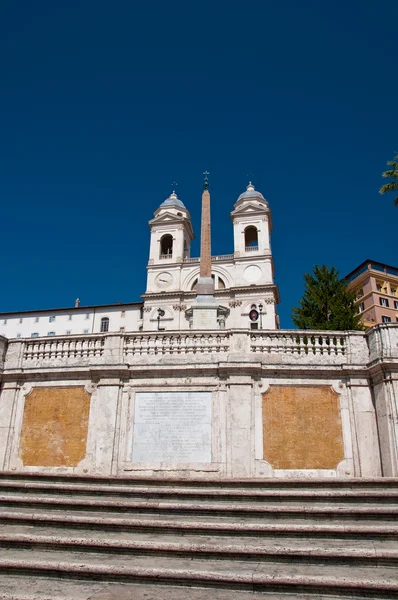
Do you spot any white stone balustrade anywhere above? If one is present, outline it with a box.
[124,332,230,356]
[367,324,398,363]
[249,330,369,364]
[23,336,105,361]
[2,327,396,371]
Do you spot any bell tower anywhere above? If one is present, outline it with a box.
[231,182,272,258]
[145,190,194,295]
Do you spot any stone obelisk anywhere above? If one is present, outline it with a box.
[192,172,218,330]
[197,173,214,294]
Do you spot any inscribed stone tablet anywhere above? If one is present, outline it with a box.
[132,392,212,463]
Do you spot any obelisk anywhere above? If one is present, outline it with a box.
[192,172,218,329]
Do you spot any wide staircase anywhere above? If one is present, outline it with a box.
[0,475,397,599]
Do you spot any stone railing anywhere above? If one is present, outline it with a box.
[1,327,385,372]
[249,330,369,365]
[23,335,105,361]
[124,332,230,356]
[367,324,398,362]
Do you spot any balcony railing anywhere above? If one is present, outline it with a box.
[159,254,173,260]
[245,245,259,252]
[183,254,234,264]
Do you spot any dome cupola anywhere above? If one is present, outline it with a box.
[236,182,267,205]
[160,190,186,209]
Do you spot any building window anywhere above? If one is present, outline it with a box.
[244,226,258,250]
[19,318,23,324]
[380,298,389,307]
[49,316,56,323]
[394,300,398,309]
[3,319,7,325]
[121,310,126,318]
[31,332,39,338]
[85,313,90,319]
[68,315,72,321]
[376,282,383,292]
[250,322,259,330]
[47,331,56,336]
[382,316,392,323]
[139,306,144,320]
[357,288,364,299]
[83,329,89,334]
[16,333,21,339]
[35,317,39,323]
[100,317,109,332]
[391,286,397,297]
[358,302,365,313]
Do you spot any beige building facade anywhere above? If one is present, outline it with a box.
[346,260,398,328]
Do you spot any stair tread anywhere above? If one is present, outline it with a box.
[1,481,397,498]
[1,493,397,513]
[1,508,397,531]
[1,547,398,585]
[0,524,397,555]
[0,575,362,600]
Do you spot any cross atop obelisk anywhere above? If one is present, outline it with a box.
[200,171,212,280]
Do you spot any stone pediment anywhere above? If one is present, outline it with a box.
[231,202,269,217]
[149,211,185,226]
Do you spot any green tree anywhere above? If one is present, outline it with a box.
[379,153,398,207]
[292,265,363,331]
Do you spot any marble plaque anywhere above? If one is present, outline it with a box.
[132,392,212,463]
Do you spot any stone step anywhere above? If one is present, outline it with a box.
[0,526,396,567]
[1,472,398,491]
[0,548,397,598]
[0,575,349,600]
[2,509,398,540]
[0,493,397,522]
[1,480,397,503]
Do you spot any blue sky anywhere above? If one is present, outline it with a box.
[1,1,397,328]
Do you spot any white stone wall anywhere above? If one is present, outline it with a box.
[0,326,395,479]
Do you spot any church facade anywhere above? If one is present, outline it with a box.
[0,183,279,338]
[0,183,397,480]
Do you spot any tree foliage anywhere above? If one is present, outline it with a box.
[292,265,363,331]
[379,153,398,207]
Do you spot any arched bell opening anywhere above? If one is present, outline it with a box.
[244,226,258,251]
[160,234,173,258]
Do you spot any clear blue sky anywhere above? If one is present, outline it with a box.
[1,1,397,328]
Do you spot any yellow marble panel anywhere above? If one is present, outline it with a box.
[262,385,344,469]
[19,387,90,467]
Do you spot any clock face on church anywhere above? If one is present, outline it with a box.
[155,272,173,289]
